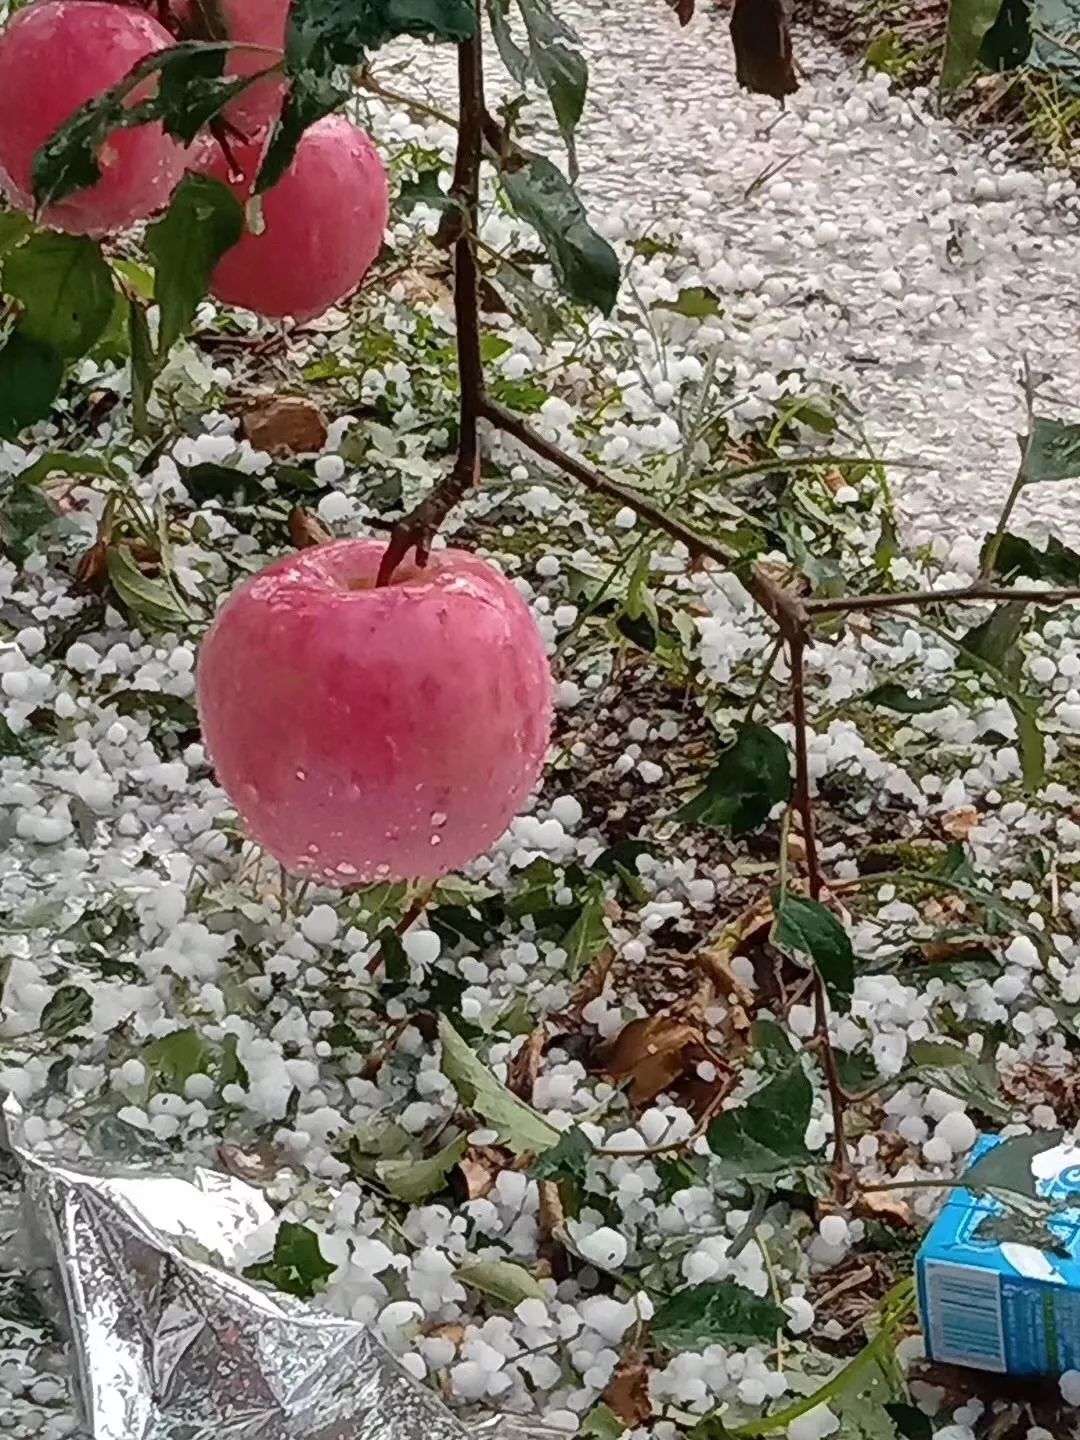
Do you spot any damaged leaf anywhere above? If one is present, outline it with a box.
[730,0,798,100]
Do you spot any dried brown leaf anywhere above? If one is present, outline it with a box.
[458,1145,507,1200]
[241,395,328,455]
[217,1141,281,1184]
[507,1025,546,1101]
[603,1356,653,1428]
[288,506,332,550]
[730,0,798,101]
[602,1014,700,1103]
[942,806,979,840]
[855,1190,914,1228]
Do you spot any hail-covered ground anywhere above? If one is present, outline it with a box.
[1,7,1080,1440]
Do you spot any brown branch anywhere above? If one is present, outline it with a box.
[789,632,851,1188]
[377,12,487,587]
[805,583,1080,617]
[481,398,806,636]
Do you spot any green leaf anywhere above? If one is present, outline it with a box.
[0,481,75,566]
[3,233,114,359]
[749,1015,796,1071]
[972,1208,1068,1255]
[397,166,457,215]
[907,1039,1009,1121]
[579,1405,627,1440]
[518,0,588,143]
[0,211,31,259]
[675,723,792,833]
[129,300,155,437]
[146,175,244,360]
[883,1404,932,1440]
[941,0,1007,89]
[532,1125,596,1181]
[377,1132,467,1203]
[774,893,855,1011]
[1012,696,1046,790]
[980,0,1032,69]
[864,683,950,714]
[958,601,1027,676]
[40,985,92,1040]
[986,530,1080,586]
[0,333,63,440]
[244,1221,337,1299]
[654,285,722,318]
[15,452,110,489]
[147,1028,214,1087]
[651,1282,784,1350]
[1022,415,1080,484]
[486,0,532,80]
[0,715,33,760]
[706,1064,813,1181]
[962,1130,1065,1202]
[502,153,619,313]
[562,890,610,979]
[439,1015,560,1155]
[455,1258,545,1306]
[106,547,191,628]
[258,69,347,192]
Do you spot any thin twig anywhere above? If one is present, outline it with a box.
[805,582,1080,616]
[789,632,851,1187]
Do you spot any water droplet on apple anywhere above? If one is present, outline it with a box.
[430,835,442,847]
[307,843,320,856]
[295,768,307,781]
[336,862,357,877]
[375,863,390,877]
[431,812,447,829]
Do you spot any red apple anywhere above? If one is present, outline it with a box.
[205,116,389,320]
[170,0,288,135]
[0,0,185,235]
[196,540,553,884]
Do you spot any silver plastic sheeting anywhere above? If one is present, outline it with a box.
[1,1097,479,1440]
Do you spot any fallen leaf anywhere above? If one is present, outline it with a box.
[661,0,695,23]
[602,1014,700,1103]
[730,0,798,101]
[565,945,615,1022]
[74,536,109,591]
[603,1355,652,1428]
[507,1025,546,1101]
[424,1321,466,1348]
[288,506,332,550]
[942,806,979,840]
[458,1145,505,1199]
[855,1190,914,1228]
[217,1141,281,1184]
[241,395,328,455]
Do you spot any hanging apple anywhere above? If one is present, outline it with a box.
[0,0,185,235]
[196,540,553,884]
[204,116,389,320]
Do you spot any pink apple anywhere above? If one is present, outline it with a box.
[170,0,288,135]
[0,0,185,235]
[196,540,553,884]
[205,115,389,320]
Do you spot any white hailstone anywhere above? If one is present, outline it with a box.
[65,642,99,674]
[17,627,45,656]
[783,1295,815,1334]
[1029,655,1057,683]
[576,1226,628,1269]
[404,929,441,966]
[818,1214,849,1249]
[301,905,339,946]
[638,760,664,784]
[787,1405,839,1440]
[935,1111,977,1154]
[923,1135,953,1166]
[317,491,352,524]
[816,220,840,244]
[1062,1371,1080,1406]
[1005,936,1039,969]
[653,380,675,406]
[536,554,561,578]
[118,1059,146,1088]
[550,795,583,828]
[315,454,346,483]
[614,507,637,530]
[553,604,578,629]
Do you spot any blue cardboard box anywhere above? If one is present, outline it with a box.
[917,1134,1080,1374]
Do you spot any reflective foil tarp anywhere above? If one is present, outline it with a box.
[1,1097,480,1440]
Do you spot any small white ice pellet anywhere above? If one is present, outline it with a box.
[577,1226,628,1269]
[1062,1370,1080,1406]
[301,905,339,946]
[614,507,637,530]
[818,1214,849,1249]
[935,1110,977,1154]
[404,929,441,966]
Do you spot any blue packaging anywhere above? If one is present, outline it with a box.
[916,1134,1080,1374]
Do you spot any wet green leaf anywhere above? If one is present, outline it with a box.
[651,1282,784,1349]
[244,1221,336,1298]
[502,153,619,312]
[40,985,92,1040]
[532,1125,596,1182]
[675,723,792,833]
[864,683,950,714]
[774,893,855,1010]
[986,530,1080,586]
[0,480,75,566]
[518,0,588,142]
[707,1065,812,1181]
[980,0,1032,70]
[0,334,64,440]
[439,1015,560,1154]
[106,547,191,628]
[147,1028,214,1087]
[147,175,244,360]
[941,0,1006,89]
[377,1132,467,1203]
[562,891,610,978]
[455,1258,545,1305]
[4,233,114,358]
[962,1129,1064,1200]
[1022,415,1080,484]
